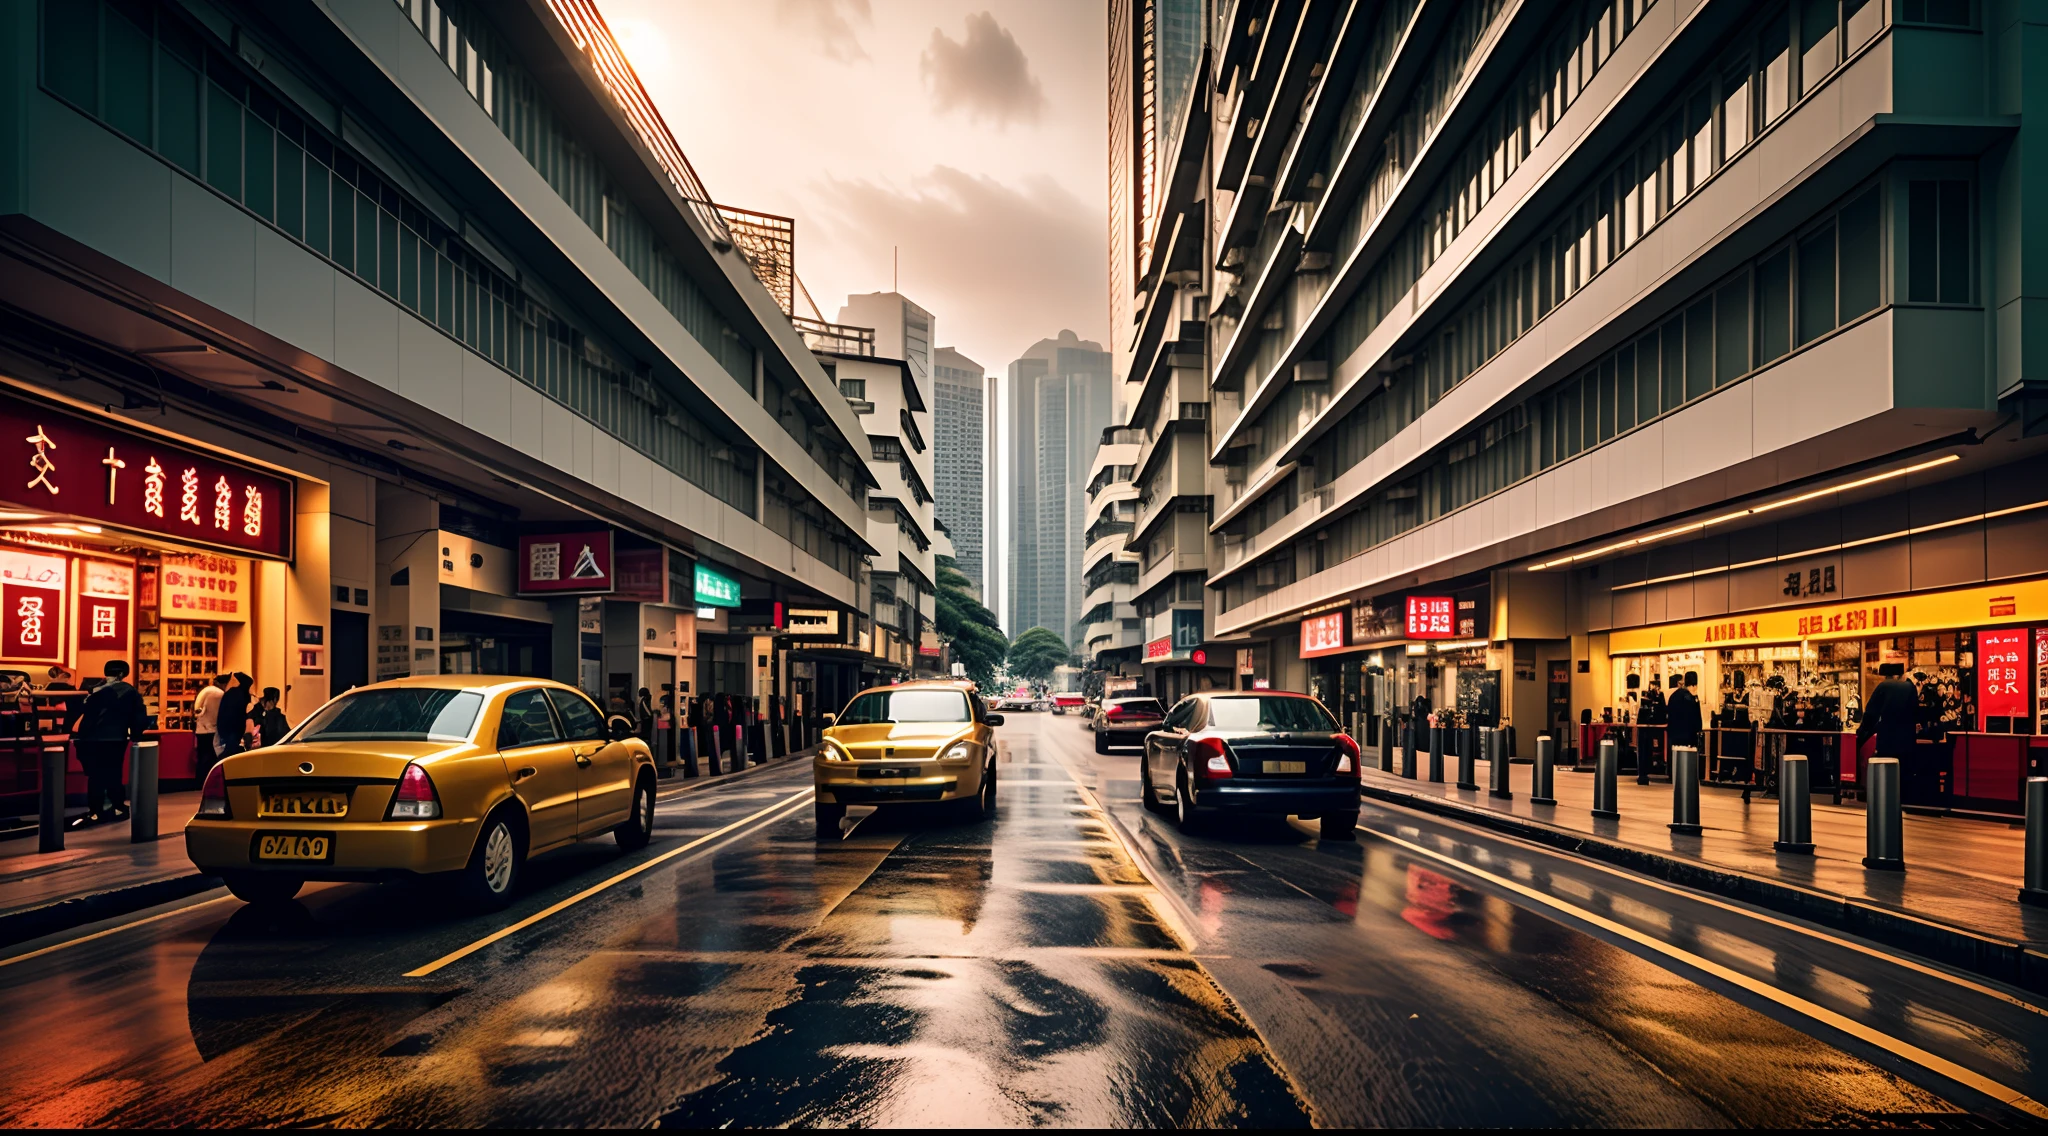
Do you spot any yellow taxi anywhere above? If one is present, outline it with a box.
[185,676,655,909]
[813,680,1002,838]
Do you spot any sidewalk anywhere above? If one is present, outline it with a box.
[1361,758,2048,994]
[0,749,813,950]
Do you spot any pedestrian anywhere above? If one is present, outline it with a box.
[1859,661,1920,791]
[635,686,655,737]
[216,672,252,762]
[1667,670,1702,753]
[193,672,226,775]
[257,687,291,747]
[46,666,81,735]
[68,660,148,829]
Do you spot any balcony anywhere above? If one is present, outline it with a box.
[797,317,876,357]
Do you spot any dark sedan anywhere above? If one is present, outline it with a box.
[1093,696,1166,753]
[1139,692,1361,839]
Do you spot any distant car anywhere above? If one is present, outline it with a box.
[1140,692,1361,840]
[814,680,1002,837]
[991,694,1040,712]
[1093,696,1166,753]
[1052,693,1085,715]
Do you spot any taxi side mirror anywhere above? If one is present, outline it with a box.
[985,713,1005,727]
[607,715,635,742]
[821,712,836,726]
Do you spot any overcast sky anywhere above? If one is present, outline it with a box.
[596,0,1109,384]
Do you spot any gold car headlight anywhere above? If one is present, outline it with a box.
[820,740,851,762]
[939,740,974,762]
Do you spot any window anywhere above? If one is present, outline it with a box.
[1798,0,1839,95]
[1796,221,1837,345]
[1838,186,1883,316]
[1205,696,1339,732]
[296,689,484,743]
[1907,180,1973,304]
[1899,0,1972,26]
[838,689,970,724]
[546,688,607,740]
[839,378,867,400]
[1760,8,1791,124]
[1756,246,1793,363]
[497,689,561,749]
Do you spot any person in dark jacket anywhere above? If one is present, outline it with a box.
[1666,671,1703,750]
[1859,663,1920,757]
[216,673,253,761]
[256,687,291,747]
[70,660,149,828]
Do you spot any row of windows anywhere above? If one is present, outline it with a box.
[38,0,866,571]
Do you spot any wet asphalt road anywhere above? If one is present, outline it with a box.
[0,711,2040,1127]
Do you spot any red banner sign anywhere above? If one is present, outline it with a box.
[1978,628,2028,720]
[1300,612,1348,657]
[518,531,614,593]
[1,581,63,661]
[79,595,129,647]
[0,392,292,558]
[1145,636,1172,660]
[1406,596,1455,639]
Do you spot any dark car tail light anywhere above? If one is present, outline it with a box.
[1189,736,1232,779]
[387,763,442,820]
[196,762,230,819]
[1333,734,1362,777]
[1106,705,1125,720]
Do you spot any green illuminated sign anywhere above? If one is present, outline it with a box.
[693,563,741,608]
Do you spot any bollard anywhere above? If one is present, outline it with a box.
[705,726,723,776]
[653,725,673,779]
[1531,734,1556,805]
[38,742,66,853]
[1775,754,1814,853]
[1669,745,1701,834]
[1400,719,1417,779]
[1427,725,1445,783]
[1637,731,1651,786]
[1488,728,1513,800]
[2020,777,2047,906]
[130,740,159,845]
[1592,737,1619,819]
[1379,714,1395,773]
[1863,757,1905,871]
[680,726,700,778]
[1455,727,1478,791]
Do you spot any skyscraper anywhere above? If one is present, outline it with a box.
[1007,332,1113,644]
[933,347,987,597]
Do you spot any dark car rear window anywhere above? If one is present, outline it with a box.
[1205,696,1337,733]
[1109,699,1165,717]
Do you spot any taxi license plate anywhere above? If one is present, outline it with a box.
[254,832,332,861]
[858,767,917,779]
[1263,760,1307,774]
[259,791,348,818]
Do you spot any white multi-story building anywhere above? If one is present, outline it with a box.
[933,346,988,597]
[1081,426,1145,673]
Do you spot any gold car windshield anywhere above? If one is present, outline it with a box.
[838,690,972,724]
[292,689,485,743]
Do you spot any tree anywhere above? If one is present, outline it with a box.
[933,556,1005,689]
[1006,626,1072,683]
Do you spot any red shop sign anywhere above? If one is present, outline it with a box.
[1300,611,1348,657]
[79,595,130,647]
[1977,628,2028,720]
[1,581,64,662]
[518,531,614,594]
[1145,636,1173,661]
[1405,595,1455,639]
[0,392,293,559]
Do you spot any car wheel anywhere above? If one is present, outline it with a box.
[1320,811,1360,841]
[453,810,524,911]
[221,871,302,905]
[1140,757,1167,814]
[614,774,656,850]
[815,801,846,840]
[1093,731,1109,755]
[1174,767,1207,835]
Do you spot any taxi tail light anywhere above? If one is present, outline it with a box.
[1189,736,1232,779]
[389,763,441,820]
[1334,733,1361,777]
[197,762,229,819]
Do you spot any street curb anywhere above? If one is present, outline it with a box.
[1359,782,2048,998]
[656,750,813,798]
[0,871,221,950]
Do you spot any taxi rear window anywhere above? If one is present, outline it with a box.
[294,689,483,742]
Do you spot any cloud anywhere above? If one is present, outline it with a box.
[775,0,871,63]
[807,166,1106,369]
[919,12,1046,127]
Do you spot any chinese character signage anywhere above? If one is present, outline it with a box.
[1405,596,1455,639]
[1,392,292,558]
[786,608,843,639]
[1145,636,1172,661]
[1610,577,2048,654]
[1978,628,2028,720]
[613,546,666,601]
[80,596,129,648]
[692,563,742,608]
[161,553,246,621]
[518,531,614,594]
[1300,611,1348,657]
[1,581,62,661]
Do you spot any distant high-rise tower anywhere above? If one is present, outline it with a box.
[932,348,987,596]
[1006,331,1112,644]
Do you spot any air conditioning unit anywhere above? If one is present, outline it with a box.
[1294,360,1329,383]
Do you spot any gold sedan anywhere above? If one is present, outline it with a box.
[185,676,656,909]
[812,680,1003,838]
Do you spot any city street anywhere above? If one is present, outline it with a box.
[1,712,2040,1127]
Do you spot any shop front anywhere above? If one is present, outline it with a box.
[1605,579,2048,815]
[0,387,317,814]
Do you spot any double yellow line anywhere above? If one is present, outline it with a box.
[403,787,813,977]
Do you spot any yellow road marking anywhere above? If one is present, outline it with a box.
[1366,826,2048,1120]
[0,893,235,971]
[1363,813,2048,1017]
[404,787,814,978]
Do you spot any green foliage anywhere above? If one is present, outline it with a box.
[933,555,1004,688]
[1006,626,1072,681]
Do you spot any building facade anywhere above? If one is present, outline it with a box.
[1107,0,2048,815]
[1081,425,1144,674]
[932,345,986,597]
[1006,331,1113,645]
[0,0,874,798]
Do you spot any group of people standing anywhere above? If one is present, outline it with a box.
[190,671,291,774]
